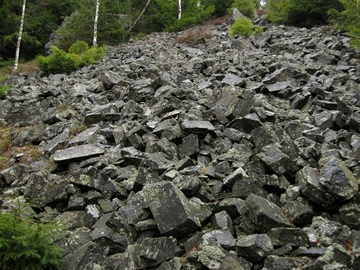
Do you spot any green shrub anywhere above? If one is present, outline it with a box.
[68,40,89,55]
[48,47,79,74]
[0,77,12,98]
[329,0,360,50]
[229,16,263,38]
[0,199,64,270]
[78,45,106,67]
[36,41,106,74]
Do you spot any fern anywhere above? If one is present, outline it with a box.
[0,198,64,270]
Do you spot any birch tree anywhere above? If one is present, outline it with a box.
[13,0,26,73]
[93,0,100,45]
[178,0,182,20]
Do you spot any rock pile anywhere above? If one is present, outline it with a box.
[1,17,360,269]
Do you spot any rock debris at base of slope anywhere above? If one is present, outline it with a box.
[1,16,360,270]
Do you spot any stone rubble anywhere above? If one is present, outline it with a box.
[1,15,360,269]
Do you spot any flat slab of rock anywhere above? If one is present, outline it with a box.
[142,181,201,237]
[53,144,105,163]
[181,120,215,134]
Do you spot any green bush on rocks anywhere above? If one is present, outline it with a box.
[36,40,106,74]
[229,16,263,38]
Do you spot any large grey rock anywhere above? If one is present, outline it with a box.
[236,234,274,263]
[61,241,108,270]
[319,157,358,201]
[126,237,177,269]
[263,255,312,270]
[268,227,309,247]
[142,181,201,237]
[245,193,293,232]
[53,144,105,163]
[297,166,337,210]
[24,171,70,207]
[257,144,298,176]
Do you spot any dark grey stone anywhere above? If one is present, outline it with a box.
[24,171,70,207]
[61,241,108,270]
[69,126,99,146]
[245,193,293,232]
[227,113,263,133]
[339,200,360,229]
[319,157,358,201]
[181,120,215,134]
[236,234,274,263]
[297,166,337,210]
[142,181,201,237]
[268,227,309,247]
[101,71,122,90]
[257,144,298,176]
[181,134,200,157]
[263,255,311,270]
[127,237,177,269]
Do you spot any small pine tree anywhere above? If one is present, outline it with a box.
[0,199,64,270]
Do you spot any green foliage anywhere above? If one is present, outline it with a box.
[68,40,89,55]
[0,199,64,270]
[78,45,106,66]
[230,0,256,18]
[0,0,75,60]
[229,16,263,38]
[267,0,343,27]
[37,41,106,74]
[149,0,215,32]
[54,0,130,50]
[37,47,78,74]
[0,77,12,98]
[329,0,360,50]
[210,0,233,17]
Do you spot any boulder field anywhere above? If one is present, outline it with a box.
[1,17,360,269]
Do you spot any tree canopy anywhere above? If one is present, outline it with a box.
[266,0,344,27]
[329,0,360,49]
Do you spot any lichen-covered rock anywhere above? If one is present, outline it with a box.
[319,157,358,201]
[236,234,274,263]
[53,144,105,163]
[142,181,201,237]
[245,193,293,232]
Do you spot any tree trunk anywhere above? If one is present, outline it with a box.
[13,0,26,73]
[178,0,182,20]
[93,0,100,45]
[129,0,151,32]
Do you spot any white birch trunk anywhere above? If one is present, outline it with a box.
[13,0,26,73]
[93,0,100,46]
[178,0,182,20]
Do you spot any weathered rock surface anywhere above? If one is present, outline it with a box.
[1,16,360,269]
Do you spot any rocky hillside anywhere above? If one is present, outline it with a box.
[1,16,360,269]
